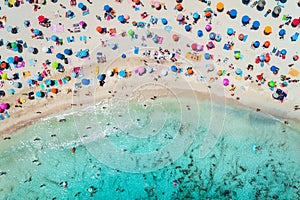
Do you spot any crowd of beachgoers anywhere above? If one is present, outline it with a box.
[0,0,299,133]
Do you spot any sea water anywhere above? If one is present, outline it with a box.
[0,94,299,199]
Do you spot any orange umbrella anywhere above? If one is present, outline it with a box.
[176,4,183,11]
[187,68,194,75]
[51,88,58,94]
[264,26,272,35]
[96,26,102,33]
[238,34,244,41]
[205,11,212,18]
[265,55,271,62]
[172,34,179,41]
[133,0,140,4]
[263,41,270,48]
[1,62,7,69]
[216,2,224,12]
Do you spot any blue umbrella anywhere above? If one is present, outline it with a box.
[9,89,16,95]
[45,79,52,86]
[229,9,237,19]
[209,32,216,40]
[71,72,77,78]
[51,35,58,41]
[118,70,126,78]
[121,53,126,59]
[260,55,265,62]
[185,25,191,32]
[28,47,34,53]
[64,49,72,55]
[104,5,111,11]
[36,91,44,98]
[97,74,106,81]
[235,68,243,76]
[118,15,125,23]
[56,53,65,59]
[7,57,14,63]
[161,18,168,25]
[14,82,22,88]
[242,15,250,24]
[33,29,40,35]
[78,2,84,8]
[252,21,260,30]
[281,49,287,55]
[204,53,211,60]
[197,30,203,37]
[81,78,90,85]
[171,65,177,72]
[27,79,34,85]
[279,29,286,36]
[215,34,222,41]
[270,66,279,72]
[253,41,260,48]
[227,28,234,35]
[193,12,200,19]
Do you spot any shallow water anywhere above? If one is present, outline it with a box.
[0,94,299,199]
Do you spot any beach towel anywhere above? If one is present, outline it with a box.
[29,58,36,66]
[56,24,64,32]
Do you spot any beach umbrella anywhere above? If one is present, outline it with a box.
[138,66,146,75]
[14,82,22,88]
[78,2,84,9]
[103,5,110,11]
[215,34,222,42]
[175,3,183,11]
[36,91,45,98]
[11,42,17,49]
[96,26,102,33]
[235,68,243,76]
[33,29,40,35]
[172,34,179,41]
[279,29,286,37]
[227,28,234,35]
[193,12,200,20]
[0,103,8,110]
[264,26,272,35]
[205,24,212,32]
[197,30,203,37]
[7,57,14,63]
[64,49,72,55]
[206,64,215,72]
[191,43,198,51]
[280,0,287,4]
[56,53,65,60]
[257,0,266,10]
[160,69,168,76]
[52,61,59,69]
[42,46,49,53]
[81,78,90,85]
[7,26,12,33]
[121,53,126,59]
[51,35,58,41]
[270,65,279,72]
[253,41,260,48]
[154,1,161,10]
[263,41,270,48]
[281,49,287,55]
[161,18,168,25]
[209,32,216,40]
[171,65,178,72]
[128,29,134,36]
[9,89,15,95]
[28,47,34,53]
[229,9,237,19]
[185,25,191,32]
[177,13,184,21]
[223,78,230,86]
[216,2,224,12]
[38,15,45,22]
[118,70,126,78]
[242,15,250,25]
[291,19,300,27]
[252,21,260,30]
[272,6,281,17]
[97,74,106,81]
[118,15,125,23]
[124,14,130,21]
[293,55,299,61]
[204,53,211,60]
[268,80,275,88]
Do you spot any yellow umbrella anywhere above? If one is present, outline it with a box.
[264,26,272,35]
[216,2,224,12]
[288,68,299,77]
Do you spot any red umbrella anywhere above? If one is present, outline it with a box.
[291,18,300,27]
[191,43,198,51]
[38,15,45,22]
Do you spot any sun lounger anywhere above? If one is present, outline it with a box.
[62,78,67,84]
[0,114,4,120]
[4,111,10,118]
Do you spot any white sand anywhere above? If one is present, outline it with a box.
[0,0,299,135]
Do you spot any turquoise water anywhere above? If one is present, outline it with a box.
[0,94,300,199]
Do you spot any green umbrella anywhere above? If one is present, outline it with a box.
[268,80,275,88]
[11,42,17,48]
[128,29,134,36]
[52,62,59,69]
[234,52,241,59]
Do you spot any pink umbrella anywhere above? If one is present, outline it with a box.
[191,43,198,51]
[138,66,146,75]
[124,14,130,21]
[223,78,230,86]
[0,103,8,110]
[0,108,4,113]
[154,1,161,9]
[205,24,212,32]
[177,13,184,21]
[79,21,85,25]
